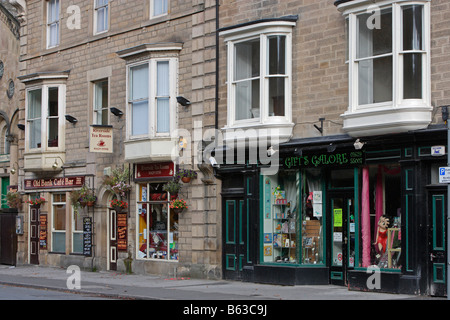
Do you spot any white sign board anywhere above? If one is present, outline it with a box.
[89,125,113,153]
[439,167,450,184]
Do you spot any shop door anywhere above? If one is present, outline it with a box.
[108,209,117,271]
[428,191,447,297]
[29,207,39,265]
[223,197,247,280]
[329,194,355,286]
[0,213,17,265]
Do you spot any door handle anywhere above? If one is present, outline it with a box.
[430,253,436,262]
[344,237,348,245]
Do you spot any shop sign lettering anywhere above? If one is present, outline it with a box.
[283,151,364,169]
[24,176,85,190]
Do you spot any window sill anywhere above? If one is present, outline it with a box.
[23,150,65,172]
[222,121,294,144]
[341,102,432,137]
[124,137,178,163]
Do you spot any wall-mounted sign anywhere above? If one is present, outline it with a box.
[431,146,445,157]
[83,217,92,256]
[117,213,127,251]
[39,214,47,250]
[89,125,113,153]
[135,162,174,179]
[24,176,85,190]
[283,151,364,169]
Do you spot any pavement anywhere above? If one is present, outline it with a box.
[0,264,444,301]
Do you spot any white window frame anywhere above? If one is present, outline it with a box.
[71,205,83,254]
[126,58,178,140]
[46,0,60,49]
[150,0,168,19]
[345,0,431,113]
[94,0,109,35]
[25,84,66,153]
[221,21,295,130]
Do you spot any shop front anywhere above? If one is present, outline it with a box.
[224,127,447,296]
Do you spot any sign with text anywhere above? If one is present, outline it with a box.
[283,151,364,169]
[135,162,174,179]
[117,213,128,251]
[24,176,85,190]
[89,125,113,153]
[39,214,47,250]
[439,167,450,184]
[83,217,92,256]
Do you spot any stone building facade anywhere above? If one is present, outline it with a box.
[9,0,221,279]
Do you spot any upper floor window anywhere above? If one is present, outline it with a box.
[345,1,429,110]
[127,59,177,138]
[26,84,66,151]
[220,18,297,135]
[93,80,109,125]
[151,0,168,18]
[94,0,109,34]
[47,0,60,48]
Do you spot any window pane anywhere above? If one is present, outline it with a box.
[52,232,65,252]
[157,98,170,133]
[72,233,83,253]
[357,8,392,59]
[403,5,423,51]
[149,203,168,259]
[28,89,42,149]
[49,23,59,47]
[48,87,58,116]
[268,77,285,116]
[403,53,422,99]
[94,80,108,125]
[54,204,66,231]
[157,61,169,96]
[132,100,149,135]
[97,7,107,33]
[48,87,59,147]
[235,39,260,81]
[130,64,149,100]
[358,56,392,105]
[153,0,168,16]
[268,36,286,75]
[235,79,260,120]
[30,120,41,149]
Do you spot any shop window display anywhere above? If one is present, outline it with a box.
[137,183,178,261]
[359,165,401,269]
[262,169,324,265]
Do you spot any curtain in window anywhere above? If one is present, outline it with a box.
[156,61,170,133]
[28,89,42,149]
[130,65,149,135]
[154,0,168,16]
[48,0,59,47]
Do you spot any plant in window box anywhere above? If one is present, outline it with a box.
[170,198,188,214]
[110,199,128,212]
[175,169,197,183]
[162,180,182,196]
[6,191,22,209]
[27,197,46,208]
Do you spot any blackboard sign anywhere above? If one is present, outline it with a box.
[83,217,92,256]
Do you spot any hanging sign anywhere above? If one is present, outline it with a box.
[283,151,364,169]
[89,125,113,153]
[135,162,174,179]
[439,167,450,184]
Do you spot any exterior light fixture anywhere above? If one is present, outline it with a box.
[110,107,123,117]
[65,115,78,124]
[176,96,191,107]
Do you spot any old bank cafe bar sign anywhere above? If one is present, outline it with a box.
[24,176,85,190]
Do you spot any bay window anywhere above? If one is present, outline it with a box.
[220,17,297,143]
[339,0,432,137]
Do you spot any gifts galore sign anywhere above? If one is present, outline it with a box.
[25,176,85,190]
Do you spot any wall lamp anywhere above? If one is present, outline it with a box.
[327,143,336,153]
[176,96,191,107]
[110,107,123,117]
[52,157,65,170]
[17,124,25,130]
[10,162,18,175]
[65,115,78,124]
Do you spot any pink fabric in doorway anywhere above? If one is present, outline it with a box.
[361,167,371,267]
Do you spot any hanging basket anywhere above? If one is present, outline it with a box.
[87,201,95,207]
[181,177,191,183]
[172,207,184,214]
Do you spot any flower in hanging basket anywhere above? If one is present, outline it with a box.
[110,199,128,211]
[170,198,188,212]
[175,169,197,182]
[111,181,131,197]
[27,197,46,207]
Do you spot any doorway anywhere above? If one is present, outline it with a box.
[0,211,17,265]
[29,207,39,265]
[329,192,355,285]
[108,209,117,271]
[428,190,447,297]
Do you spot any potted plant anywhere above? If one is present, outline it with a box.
[27,197,46,208]
[110,199,128,212]
[103,167,131,199]
[162,180,182,195]
[79,184,96,207]
[70,189,82,215]
[6,191,22,209]
[175,169,197,183]
[170,198,188,214]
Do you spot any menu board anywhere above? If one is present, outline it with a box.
[117,213,127,251]
[83,217,92,256]
[39,214,47,249]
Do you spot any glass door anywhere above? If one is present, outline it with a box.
[329,193,355,285]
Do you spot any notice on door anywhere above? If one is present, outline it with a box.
[334,209,343,227]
